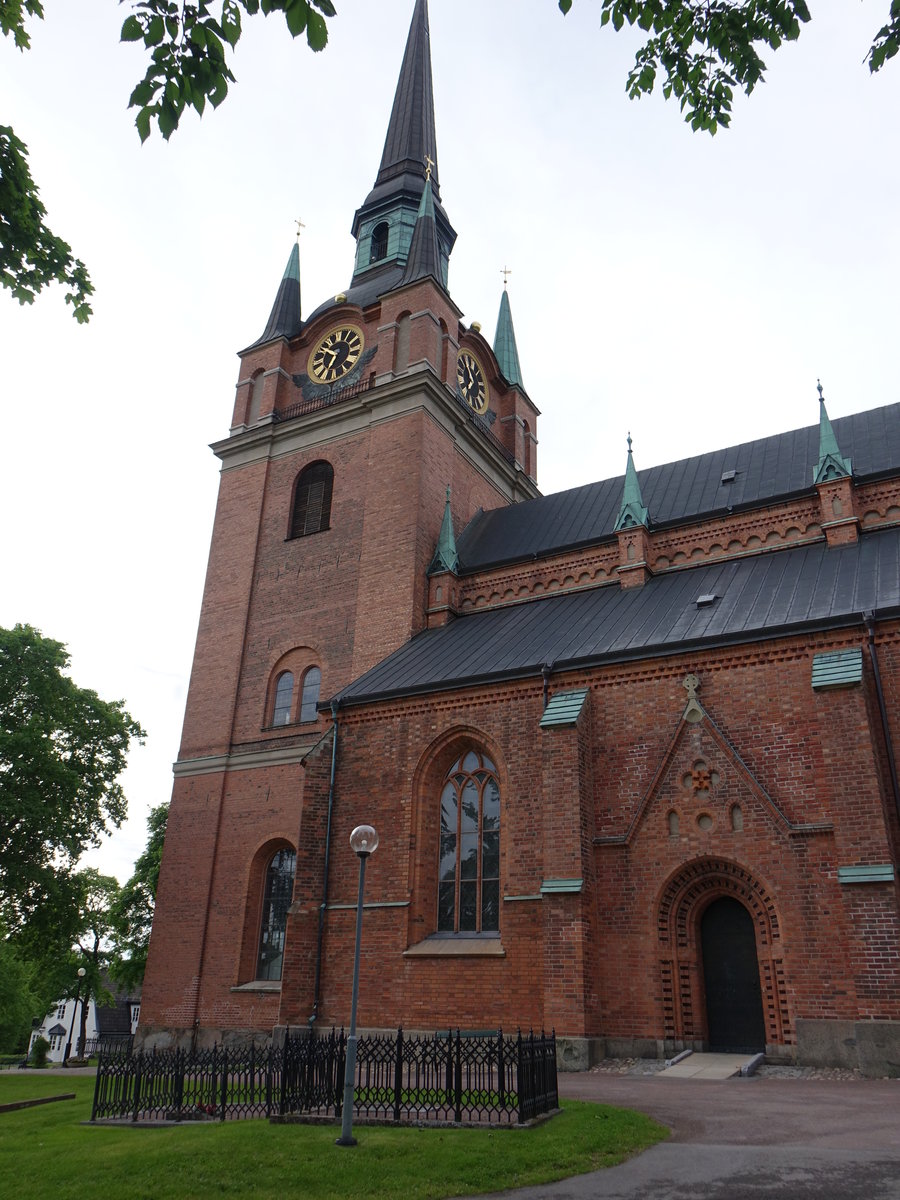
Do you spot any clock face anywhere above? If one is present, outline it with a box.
[457,350,488,414]
[308,325,365,384]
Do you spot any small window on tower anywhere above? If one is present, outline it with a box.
[299,666,322,722]
[370,222,389,263]
[272,671,294,726]
[290,461,334,539]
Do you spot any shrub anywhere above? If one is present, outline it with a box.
[29,1037,50,1068]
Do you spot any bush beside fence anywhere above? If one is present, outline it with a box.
[90,1028,558,1126]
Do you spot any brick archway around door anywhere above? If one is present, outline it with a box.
[655,857,793,1049]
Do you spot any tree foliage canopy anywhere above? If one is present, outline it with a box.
[2,0,899,318]
[109,802,168,991]
[0,624,144,938]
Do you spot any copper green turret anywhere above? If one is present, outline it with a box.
[251,242,301,347]
[400,175,445,289]
[493,286,523,389]
[813,380,852,483]
[428,487,458,575]
[614,434,650,531]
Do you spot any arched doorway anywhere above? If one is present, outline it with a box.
[700,896,765,1052]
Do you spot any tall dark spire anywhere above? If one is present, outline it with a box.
[349,0,455,289]
[375,0,441,201]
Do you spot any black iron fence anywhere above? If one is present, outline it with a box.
[90,1028,557,1126]
[83,1035,132,1057]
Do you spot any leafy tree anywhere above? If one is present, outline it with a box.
[110,802,169,992]
[0,931,41,1053]
[120,1,336,142]
[1,0,334,318]
[70,868,122,1057]
[2,1,899,318]
[0,624,144,940]
[0,123,94,321]
[557,1,900,133]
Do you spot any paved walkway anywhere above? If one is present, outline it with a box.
[457,1070,900,1200]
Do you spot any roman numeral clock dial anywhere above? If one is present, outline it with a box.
[457,350,488,414]
[308,325,365,384]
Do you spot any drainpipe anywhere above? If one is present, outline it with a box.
[309,698,340,1026]
[863,612,900,822]
[542,662,553,710]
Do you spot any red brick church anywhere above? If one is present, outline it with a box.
[140,0,900,1074]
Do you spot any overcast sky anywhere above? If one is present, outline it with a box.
[2,0,898,883]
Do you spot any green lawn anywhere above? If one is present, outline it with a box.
[0,1074,667,1200]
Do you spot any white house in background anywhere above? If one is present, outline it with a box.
[30,990,140,1062]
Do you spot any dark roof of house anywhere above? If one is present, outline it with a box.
[456,403,900,572]
[336,525,900,706]
[95,1001,133,1037]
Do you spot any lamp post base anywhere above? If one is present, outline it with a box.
[334,1135,358,1147]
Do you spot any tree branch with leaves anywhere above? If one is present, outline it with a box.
[557,1,899,133]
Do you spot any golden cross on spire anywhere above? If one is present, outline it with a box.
[295,217,305,241]
[424,154,435,182]
[501,265,512,289]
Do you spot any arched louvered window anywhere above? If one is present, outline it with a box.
[272,671,294,726]
[290,461,334,539]
[438,751,500,933]
[370,221,389,262]
[256,847,296,980]
[299,666,322,723]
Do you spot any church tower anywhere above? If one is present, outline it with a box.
[139,0,539,1046]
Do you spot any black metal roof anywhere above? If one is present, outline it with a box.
[336,525,900,706]
[457,404,900,571]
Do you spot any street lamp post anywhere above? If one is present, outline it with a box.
[336,823,378,1147]
[63,967,86,1066]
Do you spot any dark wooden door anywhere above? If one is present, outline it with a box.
[701,897,766,1052]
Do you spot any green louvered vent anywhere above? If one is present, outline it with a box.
[540,689,589,728]
[838,865,895,884]
[540,878,583,894]
[811,649,863,691]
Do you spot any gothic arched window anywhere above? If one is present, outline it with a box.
[299,666,322,722]
[271,671,294,726]
[438,751,499,933]
[290,461,334,539]
[370,221,389,262]
[256,847,297,980]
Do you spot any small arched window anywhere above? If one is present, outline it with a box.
[290,461,334,539]
[272,671,294,726]
[438,751,500,933]
[299,666,322,722]
[370,221,389,263]
[256,847,297,980]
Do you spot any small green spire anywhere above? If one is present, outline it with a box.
[253,241,302,346]
[614,433,650,531]
[428,485,458,574]
[399,176,445,287]
[813,380,852,484]
[493,282,524,389]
